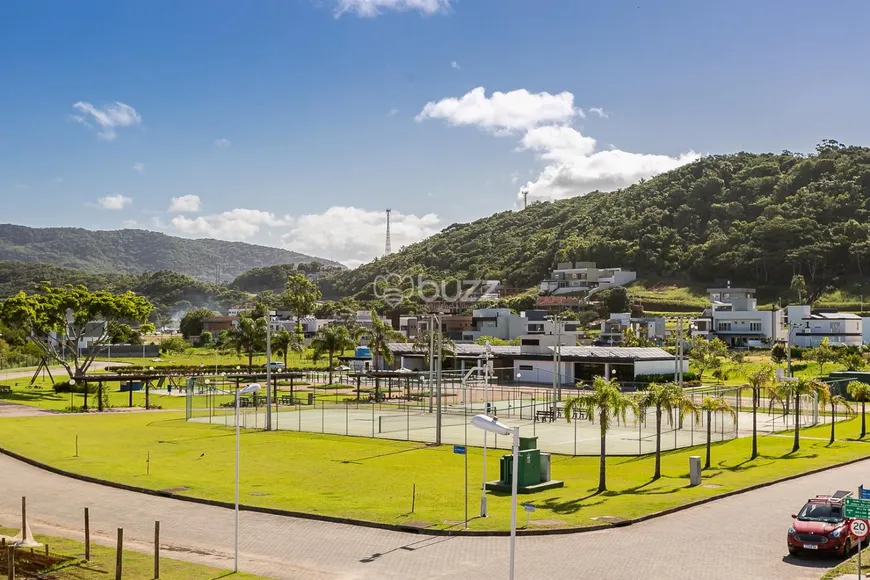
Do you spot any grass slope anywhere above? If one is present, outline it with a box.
[2,412,869,532]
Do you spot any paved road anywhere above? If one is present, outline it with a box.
[0,453,859,580]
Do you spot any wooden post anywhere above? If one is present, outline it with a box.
[154,521,160,579]
[98,382,104,412]
[7,545,14,580]
[21,497,26,543]
[115,528,123,580]
[84,508,90,561]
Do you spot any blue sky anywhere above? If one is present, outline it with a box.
[2,0,869,267]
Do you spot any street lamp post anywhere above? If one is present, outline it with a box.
[471,414,519,580]
[265,315,272,431]
[69,378,76,410]
[234,382,260,572]
[480,340,493,518]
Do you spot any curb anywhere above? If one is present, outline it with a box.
[2,446,868,537]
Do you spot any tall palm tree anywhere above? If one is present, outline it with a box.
[822,390,853,445]
[700,396,737,469]
[365,310,404,371]
[412,329,456,370]
[636,382,700,480]
[229,313,266,371]
[774,377,829,452]
[272,327,303,368]
[564,377,637,493]
[311,324,355,385]
[847,380,870,438]
[744,364,775,460]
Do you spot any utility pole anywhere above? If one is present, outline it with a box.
[265,314,272,431]
[522,188,529,210]
[428,314,434,413]
[436,313,443,445]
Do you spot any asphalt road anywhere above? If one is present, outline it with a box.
[0,451,864,580]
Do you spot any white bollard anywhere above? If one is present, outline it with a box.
[689,456,702,486]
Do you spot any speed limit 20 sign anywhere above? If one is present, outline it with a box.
[850,519,870,539]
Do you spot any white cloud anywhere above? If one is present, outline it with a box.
[71,101,141,140]
[97,194,132,210]
[419,87,699,202]
[333,0,450,17]
[214,138,231,148]
[171,208,290,241]
[416,87,580,134]
[120,219,138,228]
[588,107,608,118]
[132,162,145,174]
[450,60,460,69]
[518,126,700,201]
[168,194,202,213]
[281,206,440,268]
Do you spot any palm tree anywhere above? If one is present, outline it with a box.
[229,313,266,371]
[564,377,638,493]
[822,389,853,445]
[272,327,303,368]
[744,364,774,460]
[847,380,870,438]
[364,310,404,370]
[636,382,700,479]
[700,396,737,469]
[412,329,456,370]
[775,377,829,452]
[311,324,355,385]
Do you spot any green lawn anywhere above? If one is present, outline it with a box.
[2,411,870,532]
[99,347,342,370]
[820,545,870,579]
[0,526,269,579]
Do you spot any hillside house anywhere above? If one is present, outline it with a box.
[539,262,636,295]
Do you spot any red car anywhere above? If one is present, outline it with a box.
[787,492,857,557]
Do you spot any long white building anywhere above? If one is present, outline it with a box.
[786,306,863,347]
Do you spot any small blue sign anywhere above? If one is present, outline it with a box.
[453,445,466,455]
[860,485,870,500]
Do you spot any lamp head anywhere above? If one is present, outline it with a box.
[470,413,512,436]
[69,379,76,386]
[240,383,261,394]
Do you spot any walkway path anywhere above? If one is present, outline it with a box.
[0,452,860,579]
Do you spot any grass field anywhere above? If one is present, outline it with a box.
[2,412,870,532]
[0,526,268,579]
[820,545,870,579]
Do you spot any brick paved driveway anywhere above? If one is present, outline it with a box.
[0,452,859,580]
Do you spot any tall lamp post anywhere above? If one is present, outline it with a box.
[480,340,493,517]
[471,414,519,580]
[234,382,261,572]
[69,378,76,410]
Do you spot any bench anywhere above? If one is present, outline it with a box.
[535,410,555,423]
[0,385,11,394]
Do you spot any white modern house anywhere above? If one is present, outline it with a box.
[786,306,863,347]
[692,287,784,347]
[599,313,666,345]
[539,262,636,295]
[459,308,583,343]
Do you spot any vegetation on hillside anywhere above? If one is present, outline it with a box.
[0,224,342,280]
[331,141,870,300]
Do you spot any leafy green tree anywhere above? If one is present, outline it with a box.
[311,324,355,385]
[600,286,631,316]
[770,343,787,365]
[688,337,728,379]
[805,337,838,375]
[179,308,216,339]
[790,274,807,304]
[744,365,774,459]
[160,336,188,355]
[0,285,152,378]
[282,273,322,330]
[700,396,737,469]
[199,331,213,344]
[775,378,830,452]
[621,328,654,347]
[229,312,266,371]
[413,329,456,369]
[840,352,866,371]
[272,326,303,368]
[636,383,699,479]
[847,381,870,438]
[564,377,637,493]
[364,310,404,370]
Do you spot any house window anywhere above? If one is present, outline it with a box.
[750,322,761,332]
[521,338,540,346]
[717,322,731,332]
[527,323,544,333]
[519,364,534,371]
[831,322,841,333]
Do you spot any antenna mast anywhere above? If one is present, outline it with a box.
[522,188,529,209]
[385,208,392,256]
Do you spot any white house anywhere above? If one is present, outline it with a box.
[786,306,863,347]
[459,309,584,343]
[599,313,666,345]
[692,287,784,347]
[539,262,636,295]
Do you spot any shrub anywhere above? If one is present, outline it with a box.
[635,372,700,383]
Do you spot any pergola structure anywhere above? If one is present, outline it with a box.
[347,370,425,401]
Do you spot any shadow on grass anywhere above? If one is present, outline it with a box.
[335,446,428,465]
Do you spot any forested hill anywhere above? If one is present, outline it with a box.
[0,225,343,281]
[331,141,870,298]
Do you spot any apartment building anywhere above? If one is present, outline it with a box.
[599,313,666,345]
[692,287,784,347]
